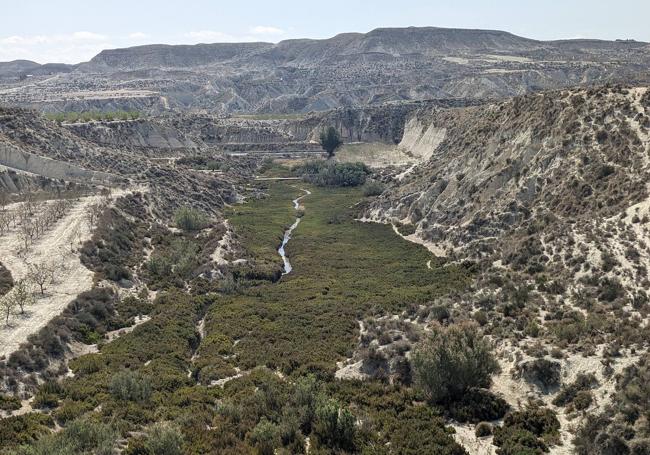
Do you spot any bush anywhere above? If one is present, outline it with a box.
[0,413,54,449]
[362,180,386,197]
[0,393,21,411]
[476,422,494,437]
[412,322,499,404]
[448,388,509,423]
[572,391,593,411]
[313,399,356,451]
[493,406,560,454]
[249,418,281,455]
[293,161,371,187]
[396,223,417,236]
[109,370,152,402]
[552,373,597,407]
[518,359,561,391]
[16,418,117,455]
[174,207,209,231]
[143,423,184,455]
[52,400,94,424]
[0,262,13,296]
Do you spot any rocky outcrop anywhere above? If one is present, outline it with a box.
[0,143,120,186]
[64,119,198,150]
[369,85,650,249]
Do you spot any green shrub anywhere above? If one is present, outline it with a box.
[144,422,184,455]
[362,180,386,197]
[0,393,21,411]
[249,418,282,455]
[174,207,209,231]
[293,161,371,187]
[412,322,498,404]
[476,421,493,437]
[16,418,117,455]
[109,370,152,402]
[385,406,468,454]
[518,359,561,391]
[448,388,509,423]
[52,400,94,424]
[0,413,55,450]
[396,222,417,236]
[493,406,560,454]
[313,399,356,451]
[0,262,13,296]
[552,373,597,407]
[572,391,593,411]
[32,393,59,410]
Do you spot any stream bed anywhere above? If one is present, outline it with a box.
[278,189,311,275]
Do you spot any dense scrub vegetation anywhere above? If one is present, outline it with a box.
[80,196,148,283]
[0,261,13,296]
[574,352,650,454]
[212,183,469,375]
[45,110,141,124]
[1,179,475,454]
[412,323,499,404]
[1,287,128,393]
[174,206,209,232]
[493,406,560,454]
[293,161,371,187]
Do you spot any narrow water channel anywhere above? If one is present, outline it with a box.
[278,189,311,275]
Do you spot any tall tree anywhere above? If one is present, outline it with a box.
[11,279,35,314]
[27,262,54,295]
[0,294,16,325]
[319,127,343,159]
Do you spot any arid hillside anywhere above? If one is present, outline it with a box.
[363,85,650,453]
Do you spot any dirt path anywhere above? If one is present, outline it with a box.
[0,192,126,358]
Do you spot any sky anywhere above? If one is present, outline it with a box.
[1,0,649,64]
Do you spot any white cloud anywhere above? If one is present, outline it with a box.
[0,27,289,64]
[0,31,111,63]
[128,32,150,40]
[70,31,108,41]
[183,30,240,43]
[250,26,285,36]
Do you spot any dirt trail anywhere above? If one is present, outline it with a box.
[0,191,128,358]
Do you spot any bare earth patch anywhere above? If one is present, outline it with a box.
[0,191,128,359]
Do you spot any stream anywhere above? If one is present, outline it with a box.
[278,189,311,275]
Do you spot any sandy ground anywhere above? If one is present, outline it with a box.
[488,340,643,455]
[211,221,233,266]
[451,423,497,455]
[336,142,413,168]
[391,223,449,257]
[0,191,127,359]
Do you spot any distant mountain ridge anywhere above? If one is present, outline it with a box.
[81,27,629,71]
[1,26,649,114]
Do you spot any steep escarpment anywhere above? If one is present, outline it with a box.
[61,102,469,155]
[371,85,650,250]
[0,108,249,218]
[366,85,650,454]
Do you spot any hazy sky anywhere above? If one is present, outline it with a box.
[2,0,649,64]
